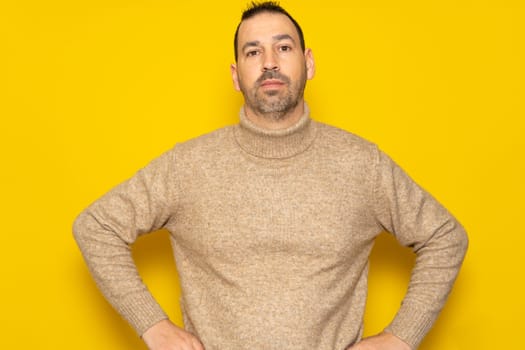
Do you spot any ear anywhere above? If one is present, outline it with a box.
[230,63,241,91]
[304,48,315,80]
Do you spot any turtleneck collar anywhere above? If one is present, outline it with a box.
[233,103,317,159]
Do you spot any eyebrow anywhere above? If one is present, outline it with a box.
[272,34,295,43]
[241,34,297,52]
[242,40,261,52]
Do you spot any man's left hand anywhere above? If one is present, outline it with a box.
[346,332,412,350]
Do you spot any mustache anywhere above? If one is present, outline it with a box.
[256,70,290,85]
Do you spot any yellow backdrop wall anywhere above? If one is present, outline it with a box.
[1,0,523,349]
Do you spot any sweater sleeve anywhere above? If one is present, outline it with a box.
[73,148,179,336]
[371,147,468,349]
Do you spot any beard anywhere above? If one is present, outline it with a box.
[239,68,307,121]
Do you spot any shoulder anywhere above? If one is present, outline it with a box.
[167,125,236,165]
[178,125,233,148]
[313,121,380,161]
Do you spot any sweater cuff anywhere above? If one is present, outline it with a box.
[117,291,169,336]
[384,302,438,349]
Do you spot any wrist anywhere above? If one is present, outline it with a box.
[142,319,173,342]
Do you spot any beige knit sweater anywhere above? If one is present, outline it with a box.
[73,105,468,350]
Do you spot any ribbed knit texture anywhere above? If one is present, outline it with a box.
[73,104,468,349]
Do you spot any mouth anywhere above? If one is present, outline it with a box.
[260,79,285,89]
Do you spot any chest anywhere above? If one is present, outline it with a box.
[170,156,380,262]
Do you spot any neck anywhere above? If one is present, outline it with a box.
[243,100,305,131]
[234,102,317,159]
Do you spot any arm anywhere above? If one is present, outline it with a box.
[73,149,185,341]
[369,148,468,349]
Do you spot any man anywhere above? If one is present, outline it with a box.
[73,2,468,350]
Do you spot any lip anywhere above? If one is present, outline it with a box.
[260,79,285,88]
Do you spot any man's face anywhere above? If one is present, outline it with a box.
[231,12,315,120]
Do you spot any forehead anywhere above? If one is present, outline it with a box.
[237,12,300,45]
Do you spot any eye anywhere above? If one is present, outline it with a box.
[246,50,260,57]
[279,45,292,52]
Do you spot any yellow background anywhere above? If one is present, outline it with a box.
[1,0,523,349]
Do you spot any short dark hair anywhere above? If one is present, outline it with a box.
[233,1,305,61]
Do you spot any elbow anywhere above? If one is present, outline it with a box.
[448,221,469,264]
[458,225,469,258]
[72,210,90,247]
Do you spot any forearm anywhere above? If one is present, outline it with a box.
[385,219,468,348]
[73,149,177,334]
[74,209,168,335]
[373,148,469,348]
[386,219,468,349]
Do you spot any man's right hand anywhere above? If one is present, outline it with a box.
[142,319,205,350]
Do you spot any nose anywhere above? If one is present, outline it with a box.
[262,51,279,71]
